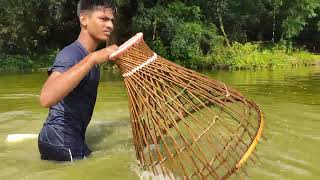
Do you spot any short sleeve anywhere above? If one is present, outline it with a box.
[48,51,77,75]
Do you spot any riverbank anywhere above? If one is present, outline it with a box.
[0,50,57,72]
[182,42,320,70]
[311,60,320,66]
[0,46,319,72]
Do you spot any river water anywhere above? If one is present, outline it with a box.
[0,66,319,180]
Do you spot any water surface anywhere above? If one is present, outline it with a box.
[0,66,319,179]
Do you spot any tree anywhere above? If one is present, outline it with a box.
[0,0,79,55]
[280,0,320,39]
[131,1,223,66]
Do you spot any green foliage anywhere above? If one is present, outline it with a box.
[132,1,224,68]
[209,42,319,70]
[149,37,168,57]
[170,22,224,67]
[0,0,77,55]
[132,1,202,40]
[32,48,59,69]
[0,49,57,72]
[281,0,320,38]
[0,54,33,72]
[0,0,319,72]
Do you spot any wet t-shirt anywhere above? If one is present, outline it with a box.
[39,41,100,152]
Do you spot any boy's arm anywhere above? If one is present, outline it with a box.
[39,45,118,108]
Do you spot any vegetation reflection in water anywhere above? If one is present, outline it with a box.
[0,66,319,180]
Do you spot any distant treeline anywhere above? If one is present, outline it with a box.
[0,0,319,71]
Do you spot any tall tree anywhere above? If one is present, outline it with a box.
[280,0,320,39]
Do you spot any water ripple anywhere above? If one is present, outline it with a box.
[0,111,31,123]
[0,93,39,99]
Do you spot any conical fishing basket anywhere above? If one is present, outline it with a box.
[112,33,264,179]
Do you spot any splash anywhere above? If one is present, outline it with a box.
[6,134,38,143]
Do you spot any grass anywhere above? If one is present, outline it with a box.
[189,42,320,70]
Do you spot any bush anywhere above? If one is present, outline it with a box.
[208,42,319,70]
[0,49,57,72]
[0,54,33,72]
[170,22,224,68]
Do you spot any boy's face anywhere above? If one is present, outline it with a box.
[81,8,114,41]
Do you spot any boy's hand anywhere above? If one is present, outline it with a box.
[91,44,118,65]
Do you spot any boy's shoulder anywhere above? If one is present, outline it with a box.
[48,41,89,74]
[56,41,88,62]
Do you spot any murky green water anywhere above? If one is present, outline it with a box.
[0,66,319,180]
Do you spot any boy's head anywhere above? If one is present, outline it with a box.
[77,0,117,17]
[78,0,117,41]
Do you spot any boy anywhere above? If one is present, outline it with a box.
[38,0,118,161]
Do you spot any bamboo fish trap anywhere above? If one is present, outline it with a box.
[110,33,264,179]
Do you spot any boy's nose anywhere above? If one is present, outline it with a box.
[105,21,113,31]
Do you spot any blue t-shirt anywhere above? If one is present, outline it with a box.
[39,41,100,150]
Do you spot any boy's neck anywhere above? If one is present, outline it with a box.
[77,29,99,53]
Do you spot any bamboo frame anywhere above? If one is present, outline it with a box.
[114,37,264,179]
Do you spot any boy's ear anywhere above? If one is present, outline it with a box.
[79,13,88,27]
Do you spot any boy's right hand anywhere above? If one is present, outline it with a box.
[91,44,118,65]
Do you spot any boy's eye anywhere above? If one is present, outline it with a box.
[99,17,114,23]
[101,17,111,21]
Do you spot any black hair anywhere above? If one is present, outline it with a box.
[77,0,117,17]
